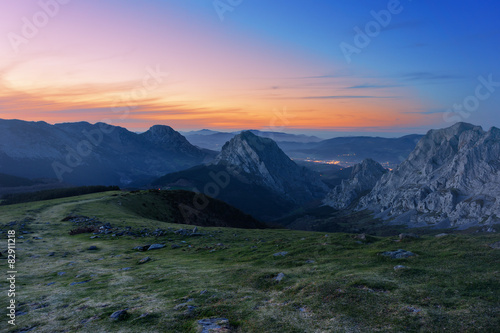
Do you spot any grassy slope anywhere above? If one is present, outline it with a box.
[1,191,499,333]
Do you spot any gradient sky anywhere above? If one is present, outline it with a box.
[1,0,499,137]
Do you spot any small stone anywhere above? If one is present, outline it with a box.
[435,233,448,238]
[305,259,315,264]
[110,309,128,321]
[273,272,285,282]
[381,249,415,259]
[198,318,229,333]
[138,257,151,264]
[120,267,132,271]
[48,252,55,257]
[273,251,288,257]
[47,282,56,286]
[171,244,180,249]
[88,246,98,251]
[57,272,66,276]
[399,233,420,241]
[192,227,198,233]
[489,241,500,249]
[147,244,165,251]
[394,265,407,271]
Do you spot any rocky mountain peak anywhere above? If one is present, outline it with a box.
[323,158,387,209]
[357,122,500,228]
[212,131,328,204]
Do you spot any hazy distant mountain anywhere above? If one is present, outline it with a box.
[153,131,328,221]
[0,119,214,186]
[356,123,500,228]
[323,159,387,209]
[278,134,423,167]
[182,129,322,151]
[183,129,422,167]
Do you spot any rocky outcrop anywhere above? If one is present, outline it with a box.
[212,131,328,204]
[357,122,500,228]
[323,159,387,209]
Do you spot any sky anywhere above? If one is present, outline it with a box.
[0,0,499,137]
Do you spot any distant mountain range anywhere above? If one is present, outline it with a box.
[0,119,214,186]
[182,129,422,167]
[181,129,322,151]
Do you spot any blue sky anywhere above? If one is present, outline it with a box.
[1,0,499,136]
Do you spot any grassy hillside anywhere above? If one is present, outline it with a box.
[1,191,499,332]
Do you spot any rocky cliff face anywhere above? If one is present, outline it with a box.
[323,158,387,209]
[212,131,328,204]
[357,122,500,228]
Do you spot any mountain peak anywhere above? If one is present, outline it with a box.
[212,132,328,203]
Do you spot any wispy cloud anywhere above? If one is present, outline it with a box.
[400,72,464,82]
[300,95,396,99]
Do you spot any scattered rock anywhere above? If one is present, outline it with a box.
[197,318,230,333]
[138,257,151,264]
[305,260,315,264]
[435,233,448,238]
[273,251,288,257]
[489,241,500,249]
[274,272,285,282]
[394,265,407,271]
[57,272,66,276]
[171,244,180,249]
[354,233,366,240]
[147,244,165,251]
[399,233,420,241]
[110,309,128,321]
[120,267,132,271]
[192,227,198,233]
[381,249,415,259]
[47,282,56,286]
[88,246,98,251]
[133,245,151,251]
[48,252,55,257]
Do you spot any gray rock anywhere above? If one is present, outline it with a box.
[138,257,151,264]
[381,249,415,259]
[120,267,132,271]
[394,265,407,270]
[198,318,230,333]
[435,233,448,238]
[489,241,500,249]
[274,272,285,282]
[171,244,180,249]
[273,251,288,257]
[399,233,420,240]
[110,309,128,321]
[147,244,165,251]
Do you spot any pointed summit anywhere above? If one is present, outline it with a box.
[212,131,328,203]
